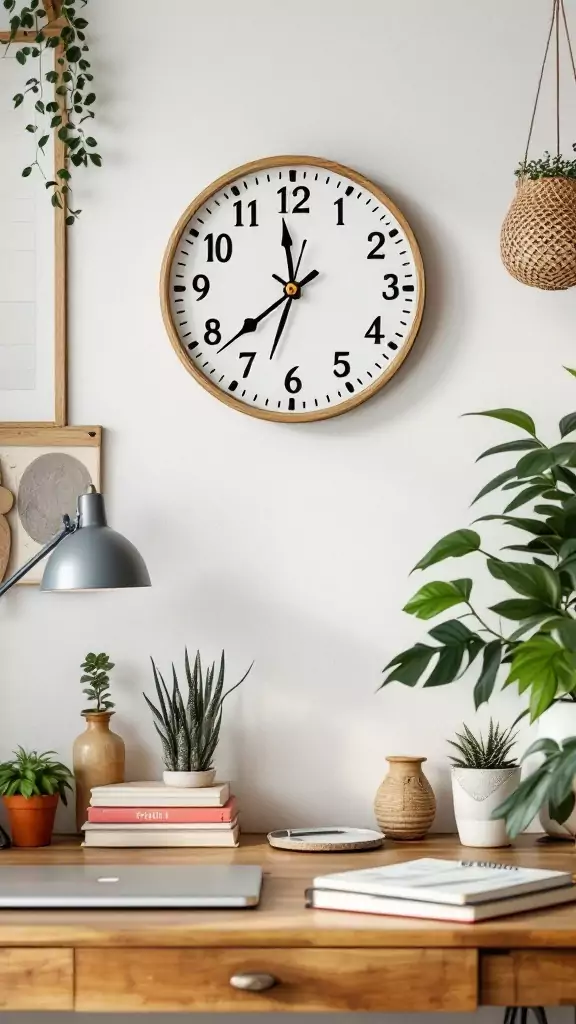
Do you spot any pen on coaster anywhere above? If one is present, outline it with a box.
[285,829,347,838]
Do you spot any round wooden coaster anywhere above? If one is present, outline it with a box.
[267,828,384,852]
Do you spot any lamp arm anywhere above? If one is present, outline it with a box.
[0,515,76,598]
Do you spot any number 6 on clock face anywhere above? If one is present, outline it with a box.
[160,156,425,423]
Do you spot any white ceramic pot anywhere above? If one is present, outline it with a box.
[536,701,576,838]
[451,766,521,848]
[162,769,216,789]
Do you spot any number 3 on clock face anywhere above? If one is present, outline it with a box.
[161,156,425,423]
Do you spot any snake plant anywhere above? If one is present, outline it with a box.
[143,650,252,772]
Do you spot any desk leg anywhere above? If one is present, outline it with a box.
[504,1008,548,1024]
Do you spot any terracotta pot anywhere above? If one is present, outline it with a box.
[3,794,59,847]
[374,755,436,840]
[73,711,125,831]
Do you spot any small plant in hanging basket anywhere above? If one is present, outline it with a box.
[500,0,576,291]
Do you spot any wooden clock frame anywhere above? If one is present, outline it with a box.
[160,155,426,424]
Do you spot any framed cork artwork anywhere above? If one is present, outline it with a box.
[0,425,101,584]
[0,24,67,425]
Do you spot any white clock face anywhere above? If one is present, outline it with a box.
[162,158,424,422]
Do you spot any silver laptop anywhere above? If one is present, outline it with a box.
[0,864,262,908]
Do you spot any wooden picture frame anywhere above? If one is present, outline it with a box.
[0,424,101,585]
[0,24,67,426]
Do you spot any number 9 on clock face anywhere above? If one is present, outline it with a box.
[160,156,425,422]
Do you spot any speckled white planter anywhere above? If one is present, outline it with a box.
[162,769,216,789]
[451,767,521,848]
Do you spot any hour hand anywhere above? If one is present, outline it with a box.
[218,294,287,353]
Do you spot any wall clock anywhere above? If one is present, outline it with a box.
[160,156,425,423]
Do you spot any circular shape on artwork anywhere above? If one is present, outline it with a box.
[17,453,92,544]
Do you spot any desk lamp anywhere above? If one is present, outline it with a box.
[0,485,151,596]
[0,485,150,846]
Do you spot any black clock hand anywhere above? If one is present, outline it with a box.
[298,268,319,287]
[293,238,307,278]
[269,297,293,361]
[281,218,295,281]
[218,294,289,353]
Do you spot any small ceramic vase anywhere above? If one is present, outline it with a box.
[73,711,125,831]
[374,755,436,840]
[162,769,216,789]
[452,766,520,848]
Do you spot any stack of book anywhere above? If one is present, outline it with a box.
[306,857,576,922]
[82,781,239,848]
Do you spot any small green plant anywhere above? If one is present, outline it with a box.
[2,0,101,222]
[144,650,252,772]
[0,748,72,802]
[516,149,576,179]
[448,720,518,769]
[80,652,115,712]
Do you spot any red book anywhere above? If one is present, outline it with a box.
[87,797,237,824]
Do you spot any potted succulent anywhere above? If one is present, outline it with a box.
[380,368,576,840]
[501,151,576,291]
[73,652,125,831]
[0,748,72,847]
[449,721,520,848]
[144,649,252,788]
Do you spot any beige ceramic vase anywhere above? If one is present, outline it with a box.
[374,755,436,840]
[73,711,125,831]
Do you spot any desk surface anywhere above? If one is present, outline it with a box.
[0,832,573,949]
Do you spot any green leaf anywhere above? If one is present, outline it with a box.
[464,408,536,436]
[16,50,26,65]
[21,166,32,177]
[13,93,24,108]
[412,529,481,572]
[476,439,541,461]
[428,619,477,645]
[403,579,472,620]
[486,559,561,606]
[473,640,503,709]
[493,770,552,838]
[503,482,548,513]
[424,645,464,687]
[38,134,49,150]
[515,449,559,477]
[490,598,552,620]
[565,366,576,379]
[560,412,576,438]
[505,635,576,720]
[471,468,518,505]
[380,643,436,688]
[89,153,102,167]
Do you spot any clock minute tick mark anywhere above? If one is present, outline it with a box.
[189,228,199,237]
[289,170,296,182]
[288,398,295,411]
[345,185,354,196]
[231,186,240,196]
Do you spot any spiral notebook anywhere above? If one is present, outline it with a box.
[311,857,573,906]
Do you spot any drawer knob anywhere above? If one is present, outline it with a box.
[229,972,278,992]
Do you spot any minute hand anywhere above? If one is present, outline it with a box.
[218,294,288,353]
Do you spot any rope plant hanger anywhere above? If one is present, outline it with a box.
[501,0,576,290]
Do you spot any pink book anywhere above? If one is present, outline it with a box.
[87,797,237,824]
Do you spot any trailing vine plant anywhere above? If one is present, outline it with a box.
[2,0,101,223]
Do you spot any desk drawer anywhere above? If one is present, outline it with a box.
[0,948,73,1010]
[76,947,477,1012]
[482,950,576,1005]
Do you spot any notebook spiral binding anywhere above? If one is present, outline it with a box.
[459,860,518,871]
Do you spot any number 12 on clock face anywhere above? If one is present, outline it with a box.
[161,156,424,422]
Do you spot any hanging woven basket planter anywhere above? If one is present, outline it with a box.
[501,0,576,290]
[501,177,576,289]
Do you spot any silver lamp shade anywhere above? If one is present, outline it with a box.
[41,489,151,592]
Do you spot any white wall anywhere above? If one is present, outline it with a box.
[3,0,576,840]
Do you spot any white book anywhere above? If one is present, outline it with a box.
[313,857,573,906]
[90,781,230,807]
[307,884,576,923]
[83,825,240,848]
[82,819,238,832]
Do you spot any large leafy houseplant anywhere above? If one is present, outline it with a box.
[381,369,576,836]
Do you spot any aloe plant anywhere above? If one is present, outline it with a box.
[448,720,518,769]
[143,650,252,772]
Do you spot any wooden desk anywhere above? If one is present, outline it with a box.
[0,833,574,1013]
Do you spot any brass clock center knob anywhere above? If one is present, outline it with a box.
[285,282,299,297]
